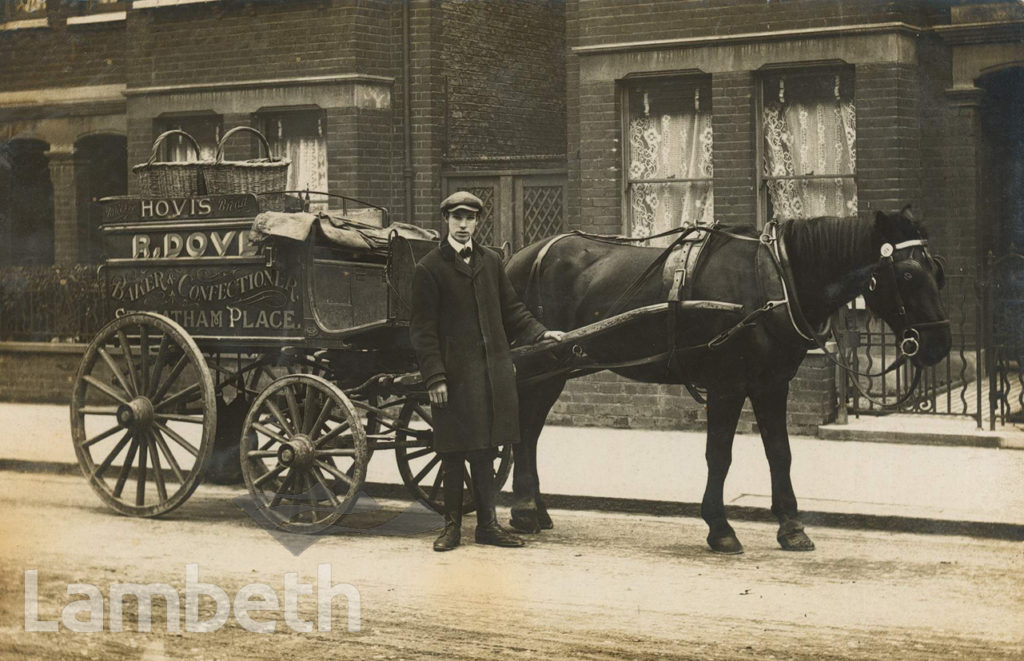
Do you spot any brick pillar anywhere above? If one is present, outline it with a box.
[47,150,78,266]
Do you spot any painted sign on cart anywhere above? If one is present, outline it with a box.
[98,194,260,223]
[106,264,302,336]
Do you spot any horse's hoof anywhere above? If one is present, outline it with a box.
[777,520,815,551]
[707,532,744,555]
[536,509,554,530]
[508,512,541,534]
[778,530,815,552]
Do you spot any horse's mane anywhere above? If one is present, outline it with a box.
[781,216,876,279]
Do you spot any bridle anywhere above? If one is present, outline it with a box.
[863,239,950,360]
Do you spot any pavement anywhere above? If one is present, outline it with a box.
[3,402,1023,538]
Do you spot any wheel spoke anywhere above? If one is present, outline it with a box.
[151,353,188,405]
[147,334,171,398]
[412,454,441,485]
[264,399,295,437]
[146,432,168,502]
[112,436,140,499]
[413,404,432,425]
[283,383,302,432]
[245,449,277,458]
[428,466,443,502]
[154,421,199,457]
[269,469,297,508]
[91,431,132,480]
[155,412,205,424]
[314,420,351,448]
[152,429,185,483]
[135,434,148,506]
[312,466,341,508]
[304,471,318,516]
[139,325,150,396]
[301,383,316,434]
[116,330,141,397]
[253,422,289,446]
[156,382,202,412]
[307,396,333,439]
[316,459,355,489]
[80,423,122,449]
[404,447,433,461]
[83,375,129,406]
[97,347,136,399]
[252,463,286,488]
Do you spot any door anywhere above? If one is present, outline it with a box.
[444,172,566,251]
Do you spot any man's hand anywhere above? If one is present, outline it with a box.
[428,381,448,408]
[540,330,566,342]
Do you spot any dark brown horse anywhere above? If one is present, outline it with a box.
[505,208,951,553]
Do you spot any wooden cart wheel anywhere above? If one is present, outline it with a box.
[239,374,368,534]
[70,312,216,517]
[393,399,512,514]
[206,352,333,485]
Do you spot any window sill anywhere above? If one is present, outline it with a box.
[67,12,127,26]
[133,0,217,9]
[0,18,49,31]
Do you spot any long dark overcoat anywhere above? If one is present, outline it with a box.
[409,241,547,453]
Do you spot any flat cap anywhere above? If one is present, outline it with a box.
[440,191,484,214]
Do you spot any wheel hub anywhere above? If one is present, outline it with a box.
[278,434,315,470]
[116,397,155,430]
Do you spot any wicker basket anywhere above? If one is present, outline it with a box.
[204,127,290,202]
[132,130,211,197]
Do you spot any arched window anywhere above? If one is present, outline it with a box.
[0,138,54,266]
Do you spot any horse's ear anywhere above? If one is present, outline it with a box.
[874,210,896,240]
[899,205,914,222]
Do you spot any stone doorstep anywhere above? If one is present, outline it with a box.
[818,414,1024,450]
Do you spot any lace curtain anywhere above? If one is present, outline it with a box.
[628,92,714,244]
[273,136,327,211]
[762,76,858,220]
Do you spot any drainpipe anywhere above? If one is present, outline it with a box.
[402,0,414,223]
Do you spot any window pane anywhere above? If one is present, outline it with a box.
[629,182,714,245]
[154,116,220,162]
[261,111,328,211]
[626,78,713,238]
[762,71,858,220]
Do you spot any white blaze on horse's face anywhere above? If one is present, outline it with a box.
[446,209,478,244]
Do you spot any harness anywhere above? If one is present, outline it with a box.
[523,220,948,406]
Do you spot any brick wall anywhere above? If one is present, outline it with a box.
[572,0,942,49]
[441,0,566,159]
[125,1,370,88]
[711,71,757,227]
[0,344,84,404]
[0,2,124,94]
[548,351,834,436]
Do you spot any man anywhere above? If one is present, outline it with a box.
[409,191,565,551]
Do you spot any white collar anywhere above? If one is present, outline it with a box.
[447,235,473,254]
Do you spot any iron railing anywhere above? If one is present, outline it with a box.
[0,265,106,342]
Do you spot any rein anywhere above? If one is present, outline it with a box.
[524,221,947,409]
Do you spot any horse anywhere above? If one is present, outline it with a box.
[504,207,951,553]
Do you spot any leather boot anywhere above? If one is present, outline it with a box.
[470,452,524,548]
[433,457,463,552]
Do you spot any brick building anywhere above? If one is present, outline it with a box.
[2,1,1022,433]
[543,0,1024,433]
[0,0,566,266]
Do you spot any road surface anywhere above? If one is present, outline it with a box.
[0,472,1020,659]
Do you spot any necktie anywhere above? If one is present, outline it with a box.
[459,246,472,260]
